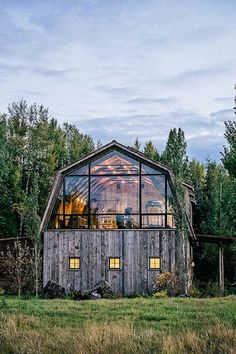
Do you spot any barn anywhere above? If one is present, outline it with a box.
[40,140,197,295]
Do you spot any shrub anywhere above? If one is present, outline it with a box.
[188,284,201,298]
[153,272,180,297]
[0,298,8,309]
[204,281,225,298]
[153,290,168,299]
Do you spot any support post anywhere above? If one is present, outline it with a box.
[218,243,224,291]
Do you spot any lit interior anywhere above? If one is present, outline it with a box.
[149,257,161,269]
[109,257,121,269]
[69,258,80,269]
[48,149,175,229]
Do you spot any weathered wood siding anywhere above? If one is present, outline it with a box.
[43,229,190,295]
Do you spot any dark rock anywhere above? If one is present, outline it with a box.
[70,290,91,300]
[92,280,114,298]
[41,280,66,299]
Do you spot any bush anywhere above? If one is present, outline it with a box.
[153,272,180,297]
[188,284,201,298]
[204,281,225,298]
[153,290,168,299]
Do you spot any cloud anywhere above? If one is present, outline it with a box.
[127,97,177,105]
[72,107,231,161]
[0,0,236,163]
[33,67,75,78]
[214,96,234,105]
[164,67,230,86]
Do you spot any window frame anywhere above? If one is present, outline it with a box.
[109,257,122,270]
[68,257,81,270]
[48,148,175,230]
[148,257,161,270]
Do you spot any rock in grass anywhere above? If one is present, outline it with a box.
[41,281,66,299]
[92,280,113,298]
[70,290,91,300]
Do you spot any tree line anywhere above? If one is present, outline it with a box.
[0,98,235,287]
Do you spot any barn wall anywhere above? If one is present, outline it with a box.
[43,229,191,295]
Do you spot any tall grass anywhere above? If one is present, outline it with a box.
[0,297,236,353]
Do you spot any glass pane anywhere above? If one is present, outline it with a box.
[90,150,139,174]
[109,258,120,269]
[142,175,165,213]
[141,164,161,174]
[91,214,140,229]
[48,214,64,229]
[90,176,139,214]
[68,164,88,175]
[69,258,80,269]
[166,214,175,228]
[48,185,63,228]
[149,257,161,269]
[167,181,173,213]
[65,214,88,229]
[64,176,88,215]
[142,215,165,228]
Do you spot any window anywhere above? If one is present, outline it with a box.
[48,148,175,229]
[91,150,139,175]
[109,257,121,270]
[149,257,161,270]
[69,257,80,269]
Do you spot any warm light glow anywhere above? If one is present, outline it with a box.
[77,197,80,202]
[69,257,80,269]
[149,257,161,269]
[109,257,121,269]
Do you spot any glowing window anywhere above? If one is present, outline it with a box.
[149,257,161,270]
[109,257,121,270]
[69,257,80,269]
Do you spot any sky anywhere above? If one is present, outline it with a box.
[0,0,235,161]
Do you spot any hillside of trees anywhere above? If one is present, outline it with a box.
[0,99,235,284]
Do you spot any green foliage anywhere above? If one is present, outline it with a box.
[143,140,160,161]
[0,100,95,238]
[161,127,188,178]
[204,281,225,298]
[222,120,236,178]
[200,161,236,236]
[188,284,201,298]
[0,298,8,309]
[152,290,168,299]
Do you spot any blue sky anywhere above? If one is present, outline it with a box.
[0,0,235,161]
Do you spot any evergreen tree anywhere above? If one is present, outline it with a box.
[222,121,236,178]
[0,100,95,237]
[143,141,159,161]
[133,138,141,151]
[188,159,206,231]
[161,128,188,178]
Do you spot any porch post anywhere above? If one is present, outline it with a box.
[218,243,224,291]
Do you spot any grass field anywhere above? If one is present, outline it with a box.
[0,296,236,354]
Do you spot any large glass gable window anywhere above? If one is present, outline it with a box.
[48,149,175,229]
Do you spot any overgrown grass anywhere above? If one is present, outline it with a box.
[0,296,236,353]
